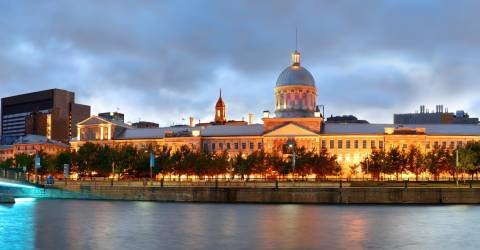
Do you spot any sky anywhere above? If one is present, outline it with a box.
[1,0,480,126]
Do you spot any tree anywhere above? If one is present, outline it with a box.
[405,145,425,181]
[360,150,385,180]
[385,147,407,180]
[14,153,34,172]
[311,149,341,180]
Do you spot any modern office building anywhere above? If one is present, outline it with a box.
[1,89,90,142]
[71,50,480,175]
[394,105,479,124]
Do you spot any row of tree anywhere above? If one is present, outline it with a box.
[359,142,480,181]
[0,142,341,179]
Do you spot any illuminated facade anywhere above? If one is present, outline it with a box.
[70,50,480,174]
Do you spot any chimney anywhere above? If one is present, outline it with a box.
[189,117,195,127]
[263,110,270,118]
[248,113,254,125]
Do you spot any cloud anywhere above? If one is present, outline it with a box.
[1,0,480,124]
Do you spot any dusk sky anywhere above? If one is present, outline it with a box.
[1,0,480,126]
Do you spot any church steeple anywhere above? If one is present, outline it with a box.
[214,88,226,124]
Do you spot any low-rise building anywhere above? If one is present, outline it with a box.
[0,135,70,162]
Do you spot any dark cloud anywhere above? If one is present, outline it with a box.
[0,0,479,124]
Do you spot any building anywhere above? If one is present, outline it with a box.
[326,115,369,124]
[1,89,90,142]
[98,112,125,122]
[71,50,480,175]
[394,105,479,124]
[132,121,159,128]
[0,134,69,162]
[195,90,248,127]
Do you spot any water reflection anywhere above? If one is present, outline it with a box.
[0,198,35,250]
[1,201,480,250]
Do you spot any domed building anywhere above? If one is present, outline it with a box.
[275,50,318,118]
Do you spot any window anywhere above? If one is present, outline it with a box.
[234,143,239,150]
[258,142,262,150]
[203,143,208,152]
[346,140,351,149]
[354,140,358,149]
[227,143,231,150]
[242,142,246,150]
[434,141,439,148]
[426,142,430,149]
[370,140,375,149]
[450,141,455,149]
[212,143,216,150]
[250,142,254,150]
[442,141,447,149]
[338,140,343,149]
[403,144,407,149]
[330,140,335,149]
[379,141,384,149]
[322,140,326,148]
[457,141,463,148]
[219,143,223,150]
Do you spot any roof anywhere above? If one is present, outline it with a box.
[276,65,315,87]
[200,124,264,137]
[323,123,480,136]
[13,134,69,147]
[0,145,13,150]
[117,126,191,140]
[114,124,264,140]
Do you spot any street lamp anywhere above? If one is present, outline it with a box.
[288,141,296,179]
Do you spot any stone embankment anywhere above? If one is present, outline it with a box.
[56,184,480,204]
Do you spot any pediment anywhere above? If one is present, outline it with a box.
[264,123,318,137]
[77,116,113,126]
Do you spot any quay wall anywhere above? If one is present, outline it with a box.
[55,185,480,204]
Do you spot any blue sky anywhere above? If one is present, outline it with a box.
[1,0,480,125]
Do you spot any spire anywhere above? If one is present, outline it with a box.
[292,28,300,66]
[220,88,222,98]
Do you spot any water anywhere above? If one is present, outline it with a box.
[0,200,479,250]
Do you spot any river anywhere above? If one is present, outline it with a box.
[0,199,478,250]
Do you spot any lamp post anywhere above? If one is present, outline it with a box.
[34,153,41,185]
[455,149,459,187]
[288,141,296,180]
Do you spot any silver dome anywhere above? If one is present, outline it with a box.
[276,65,315,87]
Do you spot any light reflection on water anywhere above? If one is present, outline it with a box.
[1,200,480,250]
